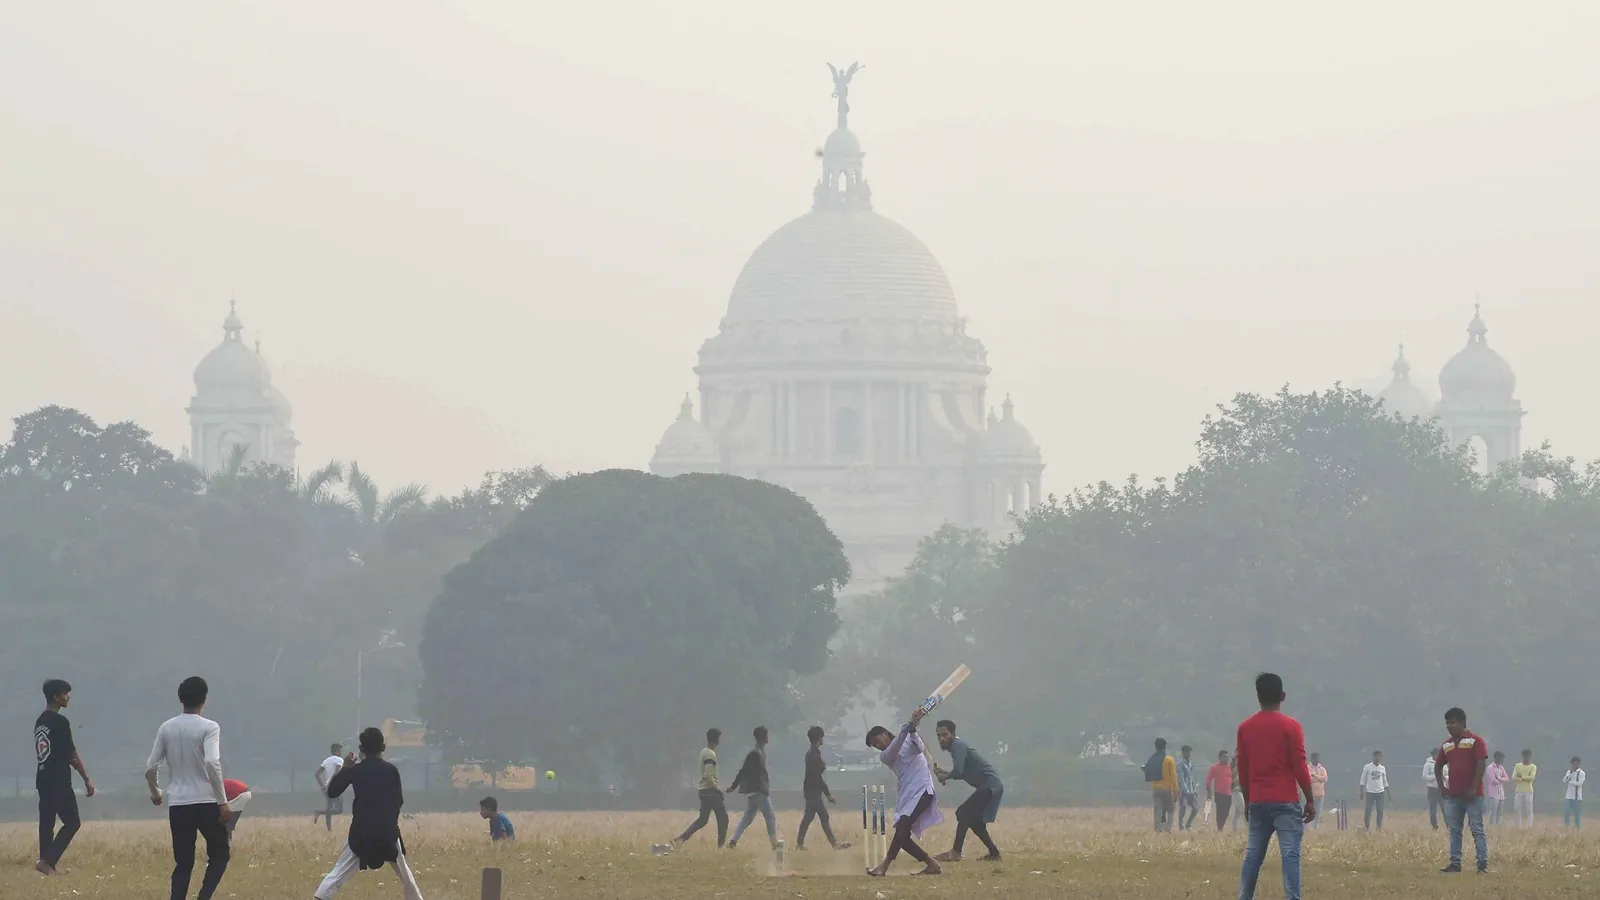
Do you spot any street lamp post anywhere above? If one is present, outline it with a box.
[355,630,405,741]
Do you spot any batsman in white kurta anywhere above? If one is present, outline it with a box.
[869,714,944,875]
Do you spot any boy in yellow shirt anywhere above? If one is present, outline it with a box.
[1512,749,1537,828]
[1144,738,1178,832]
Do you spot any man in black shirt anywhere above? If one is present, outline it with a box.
[726,726,777,850]
[795,725,850,850]
[35,678,94,876]
[313,727,424,900]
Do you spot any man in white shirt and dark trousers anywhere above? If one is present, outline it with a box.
[315,743,347,831]
[145,676,231,900]
[1360,750,1389,831]
[1563,757,1586,830]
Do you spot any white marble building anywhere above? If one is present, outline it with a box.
[650,68,1045,594]
[1373,304,1524,472]
[186,302,298,476]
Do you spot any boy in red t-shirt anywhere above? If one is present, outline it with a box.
[1434,707,1488,874]
[1235,672,1314,900]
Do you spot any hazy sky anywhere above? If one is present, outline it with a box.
[4,1,1599,495]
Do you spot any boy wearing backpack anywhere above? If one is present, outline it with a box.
[1144,738,1178,832]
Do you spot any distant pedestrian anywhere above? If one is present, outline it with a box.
[312,727,424,900]
[1206,750,1234,831]
[727,726,777,850]
[1359,751,1389,830]
[315,744,347,831]
[1434,707,1488,874]
[1177,745,1201,831]
[795,725,848,851]
[1484,752,1510,826]
[672,728,728,848]
[1308,753,1327,829]
[34,678,95,876]
[933,718,1002,861]
[479,796,514,841]
[1512,749,1537,827]
[145,676,231,900]
[1423,751,1443,831]
[1235,672,1314,900]
[1144,738,1178,832]
[1563,758,1585,830]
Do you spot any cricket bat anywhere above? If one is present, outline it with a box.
[917,664,971,716]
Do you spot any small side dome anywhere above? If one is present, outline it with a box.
[1376,344,1433,419]
[980,395,1042,462]
[822,126,862,160]
[649,395,720,476]
[1438,305,1516,402]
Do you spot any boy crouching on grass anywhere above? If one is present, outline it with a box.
[480,796,515,841]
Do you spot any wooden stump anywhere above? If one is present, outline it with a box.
[481,866,503,900]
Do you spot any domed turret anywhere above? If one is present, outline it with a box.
[1438,305,1516,402]
[1376,344,1433,419]
[980,395,1042,463]
[649,395,721,477]
[186,303,297,476]
[193,301,272,398]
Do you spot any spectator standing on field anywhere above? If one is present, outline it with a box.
[1434,707,1488,874]
[1512,749,1537,828]
[1484,752,1510,826]
[1359,751,1389,831]
[34,678,94,876]
[1563,758,1585,830]
[315,743,347,831]
[222,779,251,834]
[1144,738,1178,832]
[796,725,848,851]
[1308,753,1328,829]
[1235,672,1315,900]
[1176,745,1201,831]
[1206,750,1234,831]
[145,676,231,900]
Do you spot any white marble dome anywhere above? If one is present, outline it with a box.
[722,210,960,325]
[194,304,272,397]
[980,396,1042,462]
[650,396,720,474]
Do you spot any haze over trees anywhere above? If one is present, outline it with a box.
[4,387,1598,794]
[843,387,1600,788]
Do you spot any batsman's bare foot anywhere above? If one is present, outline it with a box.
[933,850,961,862]
[914,861,943,875]
[867,864,888,877]
[34,861,56,876]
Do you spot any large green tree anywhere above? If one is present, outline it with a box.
[417,469,849,792]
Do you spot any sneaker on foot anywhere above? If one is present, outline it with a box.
[835,841,852,850]
[933,851,961,862]
[1440,864,1462,873]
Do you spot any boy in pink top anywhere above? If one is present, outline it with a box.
[1308,753,1328,829]
[1485,751,1510,826]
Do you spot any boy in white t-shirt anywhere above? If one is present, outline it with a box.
[1563,757,1586,830]
[1359,750,1389,831]
[315,743,350,832]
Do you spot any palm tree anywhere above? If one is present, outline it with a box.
[343,461,429,531]
[297,460,347,504]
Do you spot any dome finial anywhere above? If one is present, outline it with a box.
[814,62,872,212]
[1392,342,1411,381]
[1002,393,1016,421]
[222,300,243,341]
[1467,303,1488,343]
[678,393,695,421]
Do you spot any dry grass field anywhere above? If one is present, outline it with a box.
[2,807,1597,899]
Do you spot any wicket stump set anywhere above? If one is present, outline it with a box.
[862,784,888,866]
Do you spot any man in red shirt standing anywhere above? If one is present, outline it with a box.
[1235,672,1314,900]
[1434,707,1488,874]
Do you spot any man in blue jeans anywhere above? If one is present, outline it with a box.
[1235,672,1315,900]
[726,726,777,850]
[1434,706,1489,874]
